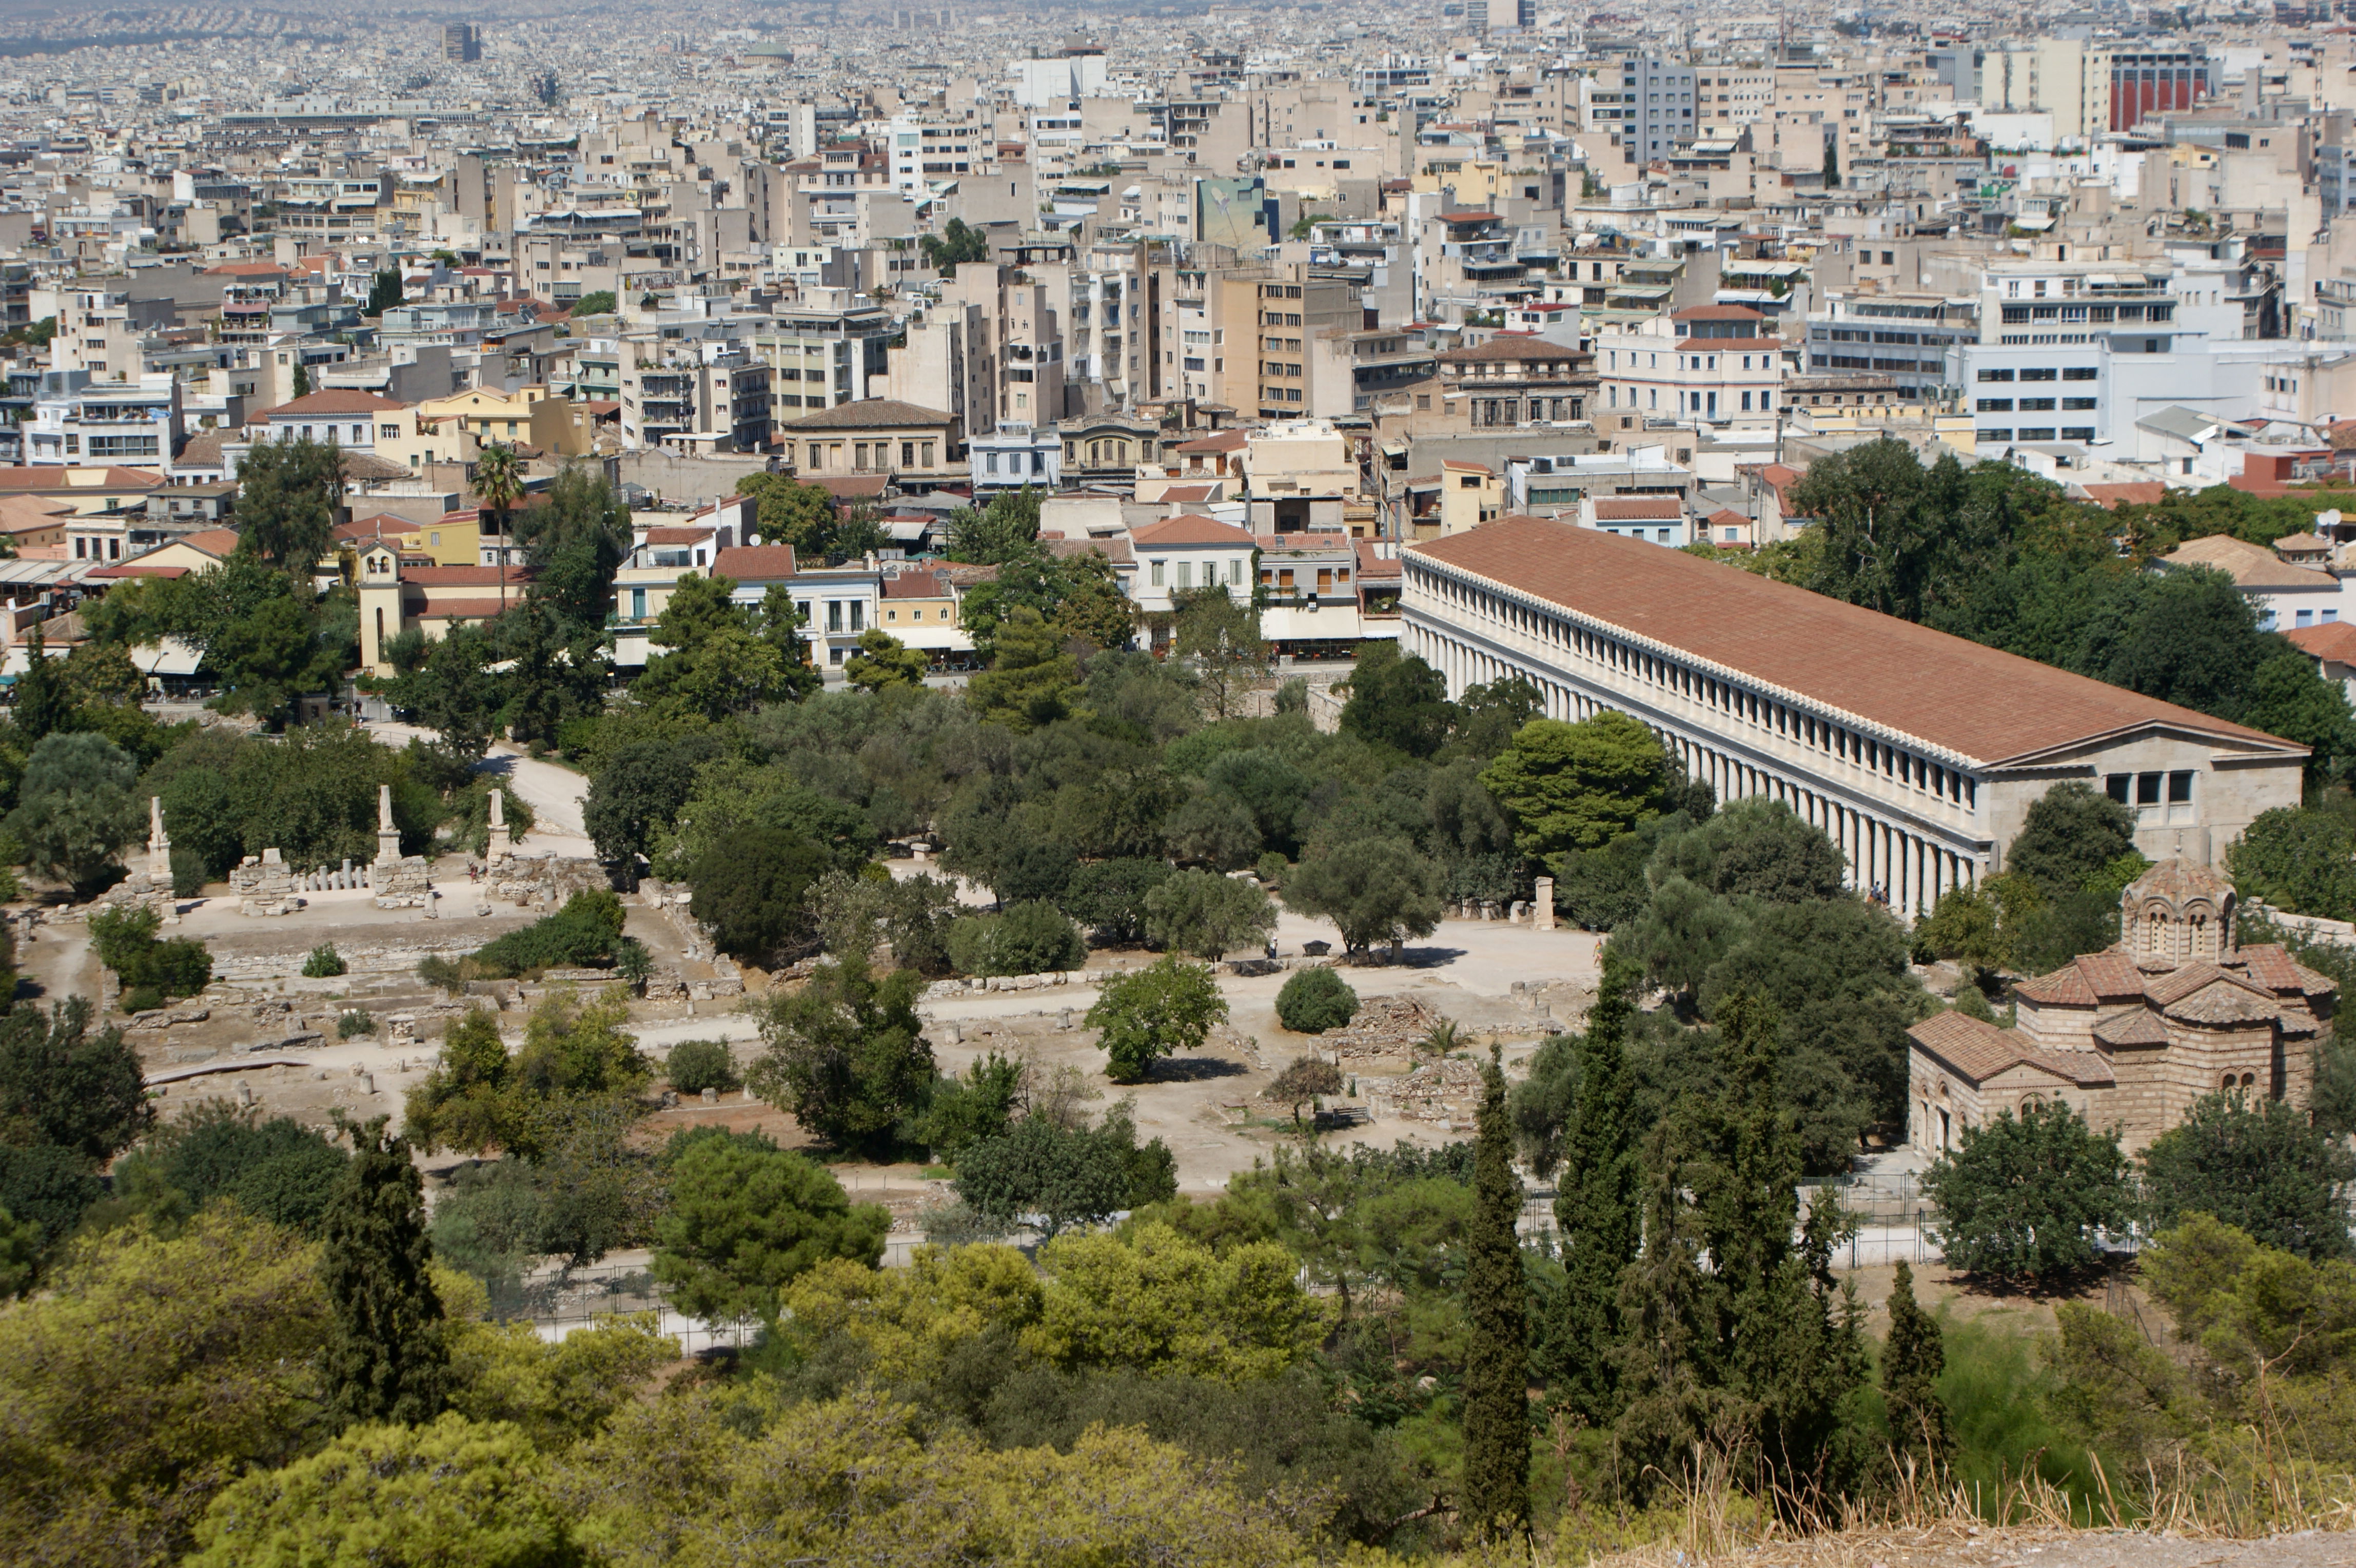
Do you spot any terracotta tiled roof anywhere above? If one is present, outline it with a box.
[1406,516,2305,767]
[2162,978,2282,1026]
[779,398,951,430]
[2163,534,2335,590]
[640,526,716,544]
[1159,483,1223,502]
[88,563,188,580]
[2092,1010,2170,1047]
[1909,1010,2115,1086]
[2286,621,2356,662]
[1171,430,1249,454]
[1440,335,1581,363]
[0,466,165,490]
[1044,536,1131,566]
[410,595,520,619]
[1592,497,1682,521]
[2014,964,2100,1007]
[401,565,531,587]
[2126,859,2233,903]
[2073,951,2149,1000]
[2237,943,2331,995]
[1355,540,1401,578]
[710,544,798,581]
[1134,514,1253,547]
[2074,481,2166,509]
[882,570,950,599]
[808,475,889,500]
[254,390,409,419]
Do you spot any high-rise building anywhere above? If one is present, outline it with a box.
[443,23,481,63]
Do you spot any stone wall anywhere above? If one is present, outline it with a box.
[484,853,616,911]
[372,855,434,910]
[229,851,301,916]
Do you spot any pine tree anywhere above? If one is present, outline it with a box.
[1460,1045,1530,1543]
[1881,1260,1949,1478]
[1543,954,1641,1425]
[320,1116,449,1427]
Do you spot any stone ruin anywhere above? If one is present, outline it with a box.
[370,783,434,912]
[229,848,302,916]
[90,796,181,922]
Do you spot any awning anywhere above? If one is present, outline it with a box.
[132,636,203,676]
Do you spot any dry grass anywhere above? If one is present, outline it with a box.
[1477,1442,2356,1568]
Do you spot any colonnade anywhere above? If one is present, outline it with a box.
[1407,615,1980,917]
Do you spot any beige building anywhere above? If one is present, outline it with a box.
[1403,516,2308,915]
[355,539,532,676]
[777,398,959,486]
[1907,861,2333,1155]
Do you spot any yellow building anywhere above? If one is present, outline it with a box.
[355,540,532,676]
[342,511,482,568]
[414,385,595,457]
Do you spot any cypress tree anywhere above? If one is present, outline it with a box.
[14,626,68,743]
[1881,1260,1949,1478]
[1544,955,1641,1425]
[1460,1044,1530,1543]
[320,1116,448,1427]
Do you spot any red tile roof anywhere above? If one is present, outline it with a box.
[1908,1010,2115,1086]
[1133,514,1254,547]
[2077,481,2167,509]
[88,563,188,580]
[1355,540,1402,579]
[400,564,531,587]
[640,526,716,544]
[254,390,408,419]
[0,466,165,490]
[711,544,799,581]
[1592,497,1682,521]
[1407,515,2304,767]
[2286,621,2356,663]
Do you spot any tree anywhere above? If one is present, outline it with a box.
[0,1207,333,1565]
[1339,641,1455,757]
[210,594,343,727]
[649,1128,887,1322]
[1064,858,1174,946]
[1284,835,1444,960]
[184,1413,575,1568]
[520,465,633,634]
[1172,587,1269,721]
[473,442,525,559]
[2227,804,2356,921]
[0,997,150,1163]
[1263,1056,1343,1127]
[735,472,839,557]
[919,215,991,273]
[953,1114,1137,1235]
[665,1038,741,1096]
[687,828,829,963]
[378,619,503,762]
[2006,781,2136,902]
[1483,711,1675,861]
[363,266,403,316]
[2243,650,2356,787]
[3,730,143,891]
[1542,963,1640,1425]
[320,1117,449,1430]
[1141,866,1275,959]
[967,606,1081,732]
[946,900,1087,976]
[146,1102,351,1237]
[235,435,345,576]
[1275,966,1359,1033]
[946,486,1043,564]
[1881,1260,1949,1476]
[569,289,616,317]
[1086,955,1228,1084]
[2139,1090,2356,1260]
[11,626,68,742]
[582,732,729,864]
[843,628,928,691]
[1027,1222,1328,1384]
[1460,1047,1529,1542]
[745,958,934,1155]
[1822,137,1839,188]
[1921,1099,2132,1280]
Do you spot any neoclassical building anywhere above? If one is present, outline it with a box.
[1907,861,2335,1154]
[1401,515,2308,914]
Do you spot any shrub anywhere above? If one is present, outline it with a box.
[301,944,347,978]
[1275,966,1359,1033]
[1255,851,1288,887]
[120,986,164,1016]
[88,904,212,999]
[947,900,1087,977]
[337,1011,377,1040]
[469,890,627,977]
[665,1038,741,1096]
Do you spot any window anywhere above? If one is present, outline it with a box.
[2063,397,2097,411]
[1977,368,2015,382]
[2019,398,2056,412]
[2020,366,2057,381]
[828,601,843,632]
[1977,398,2014,413]
[2137,772,2163,806]
[1151,560,1165,587]
[2169,770,2194,803]
[2062,366,2098,380]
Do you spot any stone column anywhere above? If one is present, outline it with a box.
[1534,875,1556,932]
[375,783,401,865]
[486,787,512,861]
[147,796,177,925]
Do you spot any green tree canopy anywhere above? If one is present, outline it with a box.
[745,958,934,1155]
[1085,955,1228,1084]
[2140,1090,2356,1259]
[1922,1099,2133,1280]
[1481,710,1674,860]
[649,1128,888,1321]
